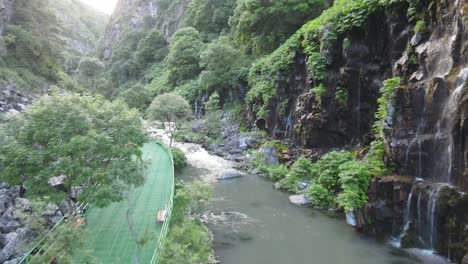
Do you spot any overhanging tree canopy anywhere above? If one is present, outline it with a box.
[0,93,147,207]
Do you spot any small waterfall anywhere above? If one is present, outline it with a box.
[194,94,209,119]
[427,187,440,250]
[194,97,199,118]
[399,182,448,252]
[285,112,293,138]
[434,67,468,183]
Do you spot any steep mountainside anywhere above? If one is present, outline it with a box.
[101,0,190,61]
[0,0,108,113]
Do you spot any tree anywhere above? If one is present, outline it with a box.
[184,0,236,37]
[135,29,168,66]
[78,57,104,89]
[118,84,152,111]
[166,27,203,85]
[171,147,188,170]
[199,38,246,94]
[0,93,147,207]
[229,0,328,55]
[147,93,191,147]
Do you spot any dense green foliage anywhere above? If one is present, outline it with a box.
[0,93,147,207]
[257,148,379,212]
[171,147,188,170]
[246,0,397,121]
[78,57,105,89]
[167,27,204,85]
[160,181,214,264]
[199,38,248,94]
[135,29,168,67]
[0,0,107,93]
[184,0,236,37]
[118,84,152,111]
[229,0,329,55]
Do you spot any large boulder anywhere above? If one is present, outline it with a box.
[258,146,279,166]
[217,169,244,180]
[289,194,309,206]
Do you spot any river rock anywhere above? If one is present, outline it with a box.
[462,254,468,264]
[217,169,244,180]
[289,194,309,206]
[0,232,19,263]
[258,146,279,165]
[239,136,254,151]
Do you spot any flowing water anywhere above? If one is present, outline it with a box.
[175,141,452,264]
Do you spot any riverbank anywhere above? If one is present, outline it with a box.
[170,132,453,264]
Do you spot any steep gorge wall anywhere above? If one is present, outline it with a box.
[246,0,467,262]
[102,0,191,61]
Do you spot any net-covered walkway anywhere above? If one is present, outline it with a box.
[84,141,174,263]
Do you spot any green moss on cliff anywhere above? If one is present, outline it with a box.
[246,0,400,121]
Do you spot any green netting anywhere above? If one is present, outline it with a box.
[83,141,174,263]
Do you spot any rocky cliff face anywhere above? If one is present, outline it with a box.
[102,0,190,61]
[247,0,467,262]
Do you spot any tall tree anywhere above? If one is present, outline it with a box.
[199,38,247,94]
[166,27,203,85]
[135,29,168,66]
[147,93,191,147]
[78,57,104,89]
[0,93,147,207]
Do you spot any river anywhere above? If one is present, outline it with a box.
[157,130,451,264]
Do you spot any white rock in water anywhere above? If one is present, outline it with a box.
[217,169,244,180]
[346,211,357,227]
[289,194,309,206]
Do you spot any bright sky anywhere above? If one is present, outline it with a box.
[79,0,118,14]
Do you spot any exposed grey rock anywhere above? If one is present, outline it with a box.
[410,32,423,46]
[48,175,65,187]
[14,198,30,212]
[0,231,19,263]
[239,136,254,151]
[217,169,244,180]
[1,221,20,233]
[41,204,63,227]
[4,257,22,264]
[274,182,281,190]
[258,146,279,166]
[289,194,309,206]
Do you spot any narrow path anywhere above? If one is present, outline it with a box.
[84,141,174,263]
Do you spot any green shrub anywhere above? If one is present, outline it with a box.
[267,164,289,182]
[313,151,353,190]
[289,157,315,180]
[335,86,349,107]
[278,157,314,192]
[310,84,326,104]
[413,20,426,33]
[307,184,333,208]
[173,130,205,144]
[171,147,188,170]
[336,160,371,212]
[373,77,400,137]
[308,52,327,82]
